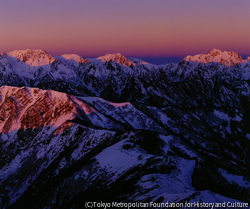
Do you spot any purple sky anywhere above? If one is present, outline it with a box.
[1,0,250,61]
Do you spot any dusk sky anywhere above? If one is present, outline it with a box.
[1,0,250,63]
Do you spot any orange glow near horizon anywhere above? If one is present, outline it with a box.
[1,0,250,57]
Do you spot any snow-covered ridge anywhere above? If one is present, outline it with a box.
[61,54,89,64]
[0,85,164,136]
[183,49,250,66]
[97,53,136,66]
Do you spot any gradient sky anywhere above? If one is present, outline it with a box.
[1,0,250,61]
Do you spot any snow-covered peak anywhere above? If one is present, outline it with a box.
[97,53,136,66]
[128,57,150,65]
[7,49,57,67]
[183,49,245,66]
[61,54,89,64]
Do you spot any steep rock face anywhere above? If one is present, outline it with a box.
[1,86,156,136]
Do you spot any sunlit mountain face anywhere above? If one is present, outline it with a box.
[0,49,250,208]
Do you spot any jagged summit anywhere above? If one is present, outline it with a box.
[183,49,247,66]
[97,53,136,66]
[7,49,57,66]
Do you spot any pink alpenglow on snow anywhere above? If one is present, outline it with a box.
[183,49,249,66]
[7,49,57,67]
[97,53,136,67]
[61,54,89,64]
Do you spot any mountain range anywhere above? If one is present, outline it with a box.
[0,49,250,208]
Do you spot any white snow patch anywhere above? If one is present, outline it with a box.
[219,168,250,188]
[214,110,230,121]
[159,135,172,155]
[175,159,196,190]
[95,139,146,179]
[246,134,250,140]
[214,110,242,122]
[0,150,28,181]
[201,142,206,148]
